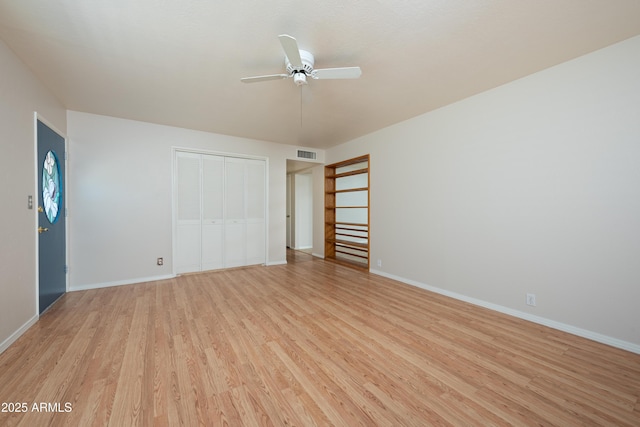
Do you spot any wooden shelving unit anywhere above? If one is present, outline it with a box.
[325,154,369,270]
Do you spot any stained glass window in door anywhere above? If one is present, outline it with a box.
[42,150,61,224]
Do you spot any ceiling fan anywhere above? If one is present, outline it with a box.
[241,34,362,86]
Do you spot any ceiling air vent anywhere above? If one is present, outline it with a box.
[297,150,317,160]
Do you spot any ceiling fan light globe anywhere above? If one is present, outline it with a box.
[293,73,307,86]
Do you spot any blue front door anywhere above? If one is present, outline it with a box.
[37,120,66,314]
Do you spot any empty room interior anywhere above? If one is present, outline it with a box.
[1,1,640,425]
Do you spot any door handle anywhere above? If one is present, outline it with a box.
[37,206,44,213]
[38,226,49,234]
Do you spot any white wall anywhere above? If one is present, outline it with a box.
[0,40,67,351]
[293,173,313,249]
[67,111,324,289]
[324,36,640,350]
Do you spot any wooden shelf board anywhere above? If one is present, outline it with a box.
[326,238,368,249]
[335,250,369,260]
[325,168,369,179]
[326,187,368,194]
[325,154,369,169]
[335,227,368,234]
[326,221,368,227]
[335,244,368,253]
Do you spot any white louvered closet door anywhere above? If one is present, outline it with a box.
[175,152,202,274]
[224,157,246,268]
[175,152,266,274]
[246,159,266,265]
[201,155,224,271]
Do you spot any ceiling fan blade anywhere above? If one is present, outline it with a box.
[240,74,289,83]
[278,34,302,68]
[312,67,362,80]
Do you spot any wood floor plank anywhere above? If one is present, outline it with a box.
[0,250,639,426]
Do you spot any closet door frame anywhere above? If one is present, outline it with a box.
[171,147,269,275]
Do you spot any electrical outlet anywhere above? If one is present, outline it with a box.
[376,259,382,268]
[157,257,164,266]
[526,293,536,307]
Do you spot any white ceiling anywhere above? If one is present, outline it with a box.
[1,1,640,149]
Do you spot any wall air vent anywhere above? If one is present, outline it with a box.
[297,150,317,160]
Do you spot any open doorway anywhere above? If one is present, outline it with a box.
[286,160,315,254]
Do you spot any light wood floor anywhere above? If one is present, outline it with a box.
[1,250,639,426]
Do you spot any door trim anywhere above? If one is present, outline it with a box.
[34,112,68,315]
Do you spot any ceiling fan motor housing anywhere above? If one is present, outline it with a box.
[285,50,315,75]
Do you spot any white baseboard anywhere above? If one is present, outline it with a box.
[370,269,640,355]
[266,260,287,266]
[69,274,176,291]
[312,253,325,259]
[0,314,38,355]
